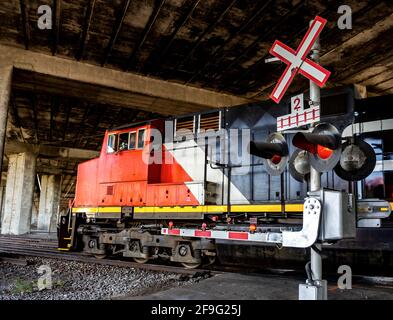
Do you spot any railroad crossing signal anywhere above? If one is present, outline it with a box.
[291,94,304,113]
[292,123,341,172]
[277,93,320,132]
[334,139,376,181]
[249,132,289,176]
[277,105,320,131]
[269,16,331,103]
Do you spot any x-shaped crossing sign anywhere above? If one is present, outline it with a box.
[269,16,331,103]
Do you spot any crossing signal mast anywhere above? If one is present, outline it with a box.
[161,15,378,301]
[261,15,377,300]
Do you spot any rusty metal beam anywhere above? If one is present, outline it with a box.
[49,98,54,142]
[147,0,201,75]
[166,0,238,79]
[10,94,25,143]
[127,0,167,71]
[202,1,305,88]
[102,0,132,66]
[62,102,72,141]
[28,93,39,143]
[76,0,96,61]
[52,0,62,55]
[19,0,30,50]
[73,105,90,148]
[84,106,107,149]
[185,0,273,84]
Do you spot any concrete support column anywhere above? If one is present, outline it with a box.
[37,175,61,233]
[1,152,36,235]
[0,65,12,176]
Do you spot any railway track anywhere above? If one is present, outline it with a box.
[1,235,393,288]
[0,235,216,276]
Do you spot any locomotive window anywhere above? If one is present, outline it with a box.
[129,132,136,150]
[119,133,129,151]
[107,134,118,153]
[137,129,146,149]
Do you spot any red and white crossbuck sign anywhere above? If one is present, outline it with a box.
[269,16,331,103]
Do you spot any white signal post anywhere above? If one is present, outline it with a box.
[268,16,330,300]
[307,20,326,300]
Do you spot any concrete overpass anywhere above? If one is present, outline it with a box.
[0,0,392,234]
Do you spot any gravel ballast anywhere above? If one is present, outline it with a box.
[0,256,207,300]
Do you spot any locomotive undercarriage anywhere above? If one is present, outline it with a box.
[77,220,217,268]
[67,210,306,268]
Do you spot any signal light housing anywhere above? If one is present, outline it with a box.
[334,139,376,181]
[289,149,310,182]
[249,132,289,176]
[292,123,342,172]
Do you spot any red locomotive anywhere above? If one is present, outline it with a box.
[58,88,393,269]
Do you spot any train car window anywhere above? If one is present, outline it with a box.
[107,134,118,153]
[137,129,146,149]
[118,133,129,151]
[129,131,136,150]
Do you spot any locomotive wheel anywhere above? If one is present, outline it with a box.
[133,257,149,264]
[94,254,107,259]
[180,262,201,269]
[206,256,216,266]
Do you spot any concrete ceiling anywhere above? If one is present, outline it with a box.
[1,0,392,98]
[1,0,393,207]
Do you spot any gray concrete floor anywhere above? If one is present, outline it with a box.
[124,273,393,300]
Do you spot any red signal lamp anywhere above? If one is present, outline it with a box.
[271,154,282,165]
[168,221,174,229]
[292,123,342,172]
[317,145,333,159]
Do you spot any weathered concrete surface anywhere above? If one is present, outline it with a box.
[5,141,100,160]
[1,152,36,235]
[126,273,393,300]
[0,45,251,115]
[0,65,12,175]
[0,180,5,226]
[37,175,61,232]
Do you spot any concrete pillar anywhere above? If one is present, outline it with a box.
[1,152,36,235]
[37,175,61,233]
[0,65,12,176]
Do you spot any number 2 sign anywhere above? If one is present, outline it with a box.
[277,93,320,131]
[291,94,304,113]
